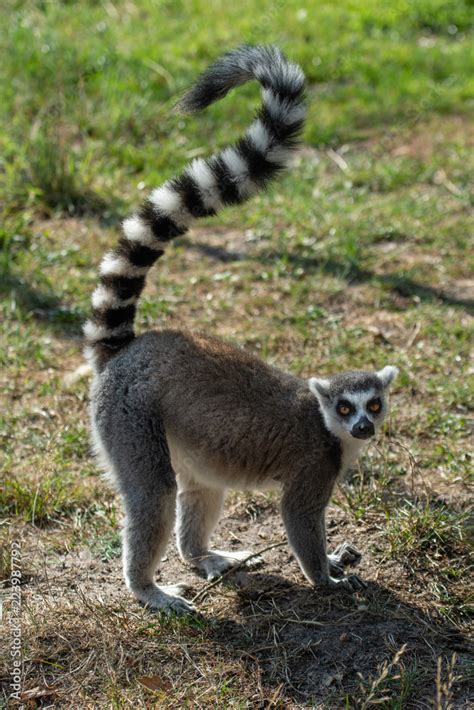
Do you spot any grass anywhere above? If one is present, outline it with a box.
[1,0,473,707]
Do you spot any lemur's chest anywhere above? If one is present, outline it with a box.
[338,438,368,478]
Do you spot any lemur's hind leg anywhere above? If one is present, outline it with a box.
[106,425,195,615]
[176,474,262,581]
[122,483,195,614]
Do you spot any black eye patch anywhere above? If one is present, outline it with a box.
[367,397,382,414]
[336,400,354,416]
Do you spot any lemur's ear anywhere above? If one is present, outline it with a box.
[377,365,399,389]
[308,377,331,400]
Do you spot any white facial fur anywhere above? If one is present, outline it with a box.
[308,367,398,445]
[317,387,385,443]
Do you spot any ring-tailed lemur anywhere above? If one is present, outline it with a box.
[84,45,398,615]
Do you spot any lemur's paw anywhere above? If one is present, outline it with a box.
[329,542,362,569]
[217,549,264,568]
[161,583,192,597]
[133,583,196,615]
[160,595,196,616]
[327,573,367,593]
[328,560,345,577]
[203,549,263,581]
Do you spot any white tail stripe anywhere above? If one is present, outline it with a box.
[220,146,249,178]
[149,184,192,227]
[254,60,304,92]
[83,345,101,369]
[99,253,149,278]
[220,147,256,198]
[92,285,138,310]
[186,158,222,211]
[122,216,167,250]
[247,119,272,153]
[84,320,121,342]
[266,145,294,164]
[262,88,305,125]
[84,319,133,342]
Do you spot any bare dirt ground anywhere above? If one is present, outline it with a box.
[6,484,472,708]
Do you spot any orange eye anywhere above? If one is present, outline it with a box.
[338,405,351,416]
[368,400,381,413]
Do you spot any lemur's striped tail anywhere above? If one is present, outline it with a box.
[84,45,305,370]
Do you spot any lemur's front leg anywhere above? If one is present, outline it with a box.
[281,484,366,592]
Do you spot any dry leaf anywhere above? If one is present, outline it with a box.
[321,671,343,687]
[138,675,172,693]
[20,685,57,700]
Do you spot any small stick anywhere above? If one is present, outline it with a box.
[327,148,348,172]
[270,616,327,628]
[191,541,286,603]
[405,321,421,348]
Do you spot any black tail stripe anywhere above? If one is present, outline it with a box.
[258,106,305,144]
[138,200,188,241]
[259,79,304,103]
[236,137,283,185]
[95,303,137,329]
[207,156,242,205]
[100,274,145,300]
[115,238,163,268]
[98,333,135,351]
[171,174,217,218]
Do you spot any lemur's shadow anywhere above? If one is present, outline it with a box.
[179,238,474,313]
[4,230,470,342]
[0,272,85,338]
[196,570,471,705]
[1,197,123,339]
[183,482,471,703]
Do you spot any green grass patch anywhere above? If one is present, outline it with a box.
[1,0,473,217]
[1,467,101,525]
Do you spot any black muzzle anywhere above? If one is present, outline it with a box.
[351,416,375,440]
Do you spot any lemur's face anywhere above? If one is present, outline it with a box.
[308,366,398,443]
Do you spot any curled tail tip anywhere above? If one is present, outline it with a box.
[86,45,305,369]
[176,43,306,115]
[175,78,233,115]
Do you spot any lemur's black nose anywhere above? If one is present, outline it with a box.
[351,417,375,440]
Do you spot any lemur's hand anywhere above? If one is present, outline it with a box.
[328,541,362,577]
[326,574,367,592]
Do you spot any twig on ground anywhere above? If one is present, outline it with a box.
[405,321,421,348]
[191,541,286,603]
[327,148,349,172]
